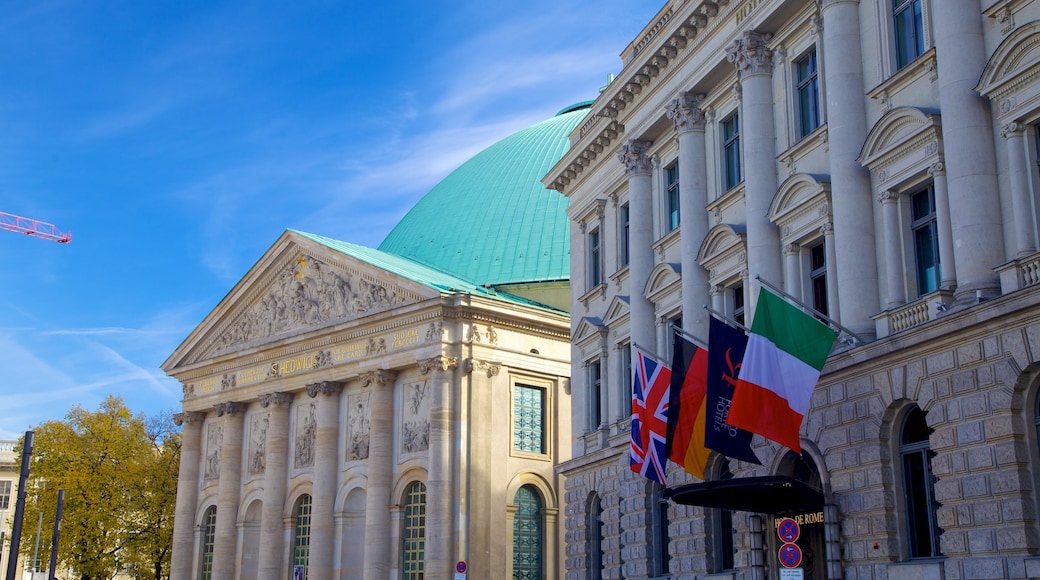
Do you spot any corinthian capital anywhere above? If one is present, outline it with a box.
[666,92,707,134]
[306,381,343,398]
[726,31,774,77]
[617,139,653,176]
[418,355,459,375]
[359,369,397,388]
[259,392,295,408]
[213,401,246,417]
[173,411,206,426]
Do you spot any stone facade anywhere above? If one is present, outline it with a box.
[546,1,1040,579]
[163,230,571,579]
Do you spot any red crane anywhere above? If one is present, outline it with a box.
[0,211,71,244]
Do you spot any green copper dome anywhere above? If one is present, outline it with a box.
[378,102,591,286]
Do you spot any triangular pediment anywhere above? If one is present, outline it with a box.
[573,316,607,347]
[602,295,631,328]
[163,230,442,371]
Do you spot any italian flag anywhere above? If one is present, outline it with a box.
[726,288,837,453]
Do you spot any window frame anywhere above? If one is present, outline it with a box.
[513,485,545,580]
[893,0,925,71]
[588,227,602,289]
[0,480,11,511]
[510,376,554,459]
[588,360,602,432]
[651,481,671,577]
[291,494,313,580]
[665,162,680,232]
[587,493,603,580]
[198,505,217,580]
[619,202,631,268]
[795,47,821,139]
[898,406,942,559]
[402,481,427,580]
[909,185,940,297]
[808,240,828,316]
[712,459,736,572]
[722,113,742,191]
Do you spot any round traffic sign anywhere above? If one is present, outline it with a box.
[456,561,468,574]
[778,543,802,568]
[776,517,800,543]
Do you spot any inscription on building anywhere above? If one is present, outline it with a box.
[734,0,765,25]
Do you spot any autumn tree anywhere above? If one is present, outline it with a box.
[17,396,180,580]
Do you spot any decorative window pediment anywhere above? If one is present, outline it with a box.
[698,223,747,287]
[645,262,681,304]
[769,173,832,244]
[977,20,1040,122]
[602,295,631,329]
[859,107,942,188]
[573,316,608,348]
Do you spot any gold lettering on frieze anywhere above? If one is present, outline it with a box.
[198,377,219,394]
[392,328,420,349]
[332,340,368,362]
[237,366,268,386]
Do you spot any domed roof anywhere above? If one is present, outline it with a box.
[378,102,591,286]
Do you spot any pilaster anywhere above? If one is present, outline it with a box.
[212,401,246,579]
[618,139,657,353]
[306,381,343,579]
[1001,122,1037,257]
[361,369,398,579]
[420,355,459,580]
[257,392,294,580]
[878,190,905,308]
[170,411,206,580]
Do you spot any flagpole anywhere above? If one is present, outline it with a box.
[702,305,750,334]
[753,274,865,346]
[667,323,708,349]
[631,342,672,365]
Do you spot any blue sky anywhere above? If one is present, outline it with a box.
[0,1,657,438]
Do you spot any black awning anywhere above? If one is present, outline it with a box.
[663,475,824,515]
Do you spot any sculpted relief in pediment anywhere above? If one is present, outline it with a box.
[214,254,411,355]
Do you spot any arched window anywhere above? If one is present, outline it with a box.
[713,459,735,572]
[402,482,427,580]
[513,485,544,579]
[198,505,216,580]
[587,493,603,580]
[291,494,312,579]
[900,406,941,557]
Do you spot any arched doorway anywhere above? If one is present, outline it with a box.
[769,452,826,580]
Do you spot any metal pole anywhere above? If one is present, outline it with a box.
[47,491,62,580]
[5,431,33,580]
[754,274,865,345]
[31,512,41,574]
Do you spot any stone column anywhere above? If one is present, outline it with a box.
[306,381,343,579]
[1001,122,1038,257]
[927,162,958,289]
[783,243,801,299]
[711,285,725,314]
[170,411,206,580]
[820,0,880,336]
[212,401,246,579]
[879,190,906,308]
[726,31,782,317]
[618,139,658,353]
[933,0,1003,301]
[420,355,459,580]
[361,370,397,579]
[257,392,294,580]
[666,92,711,341]
[822,222,841,318]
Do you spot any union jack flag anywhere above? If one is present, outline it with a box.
[631,346,672,486]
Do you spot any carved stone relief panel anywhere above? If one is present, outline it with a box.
[294,403,316,469]
[249,413,270,475]
[205,423,223,480]
[346,392,371,461]
[214,254,408,354]
[401,381,430,454]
